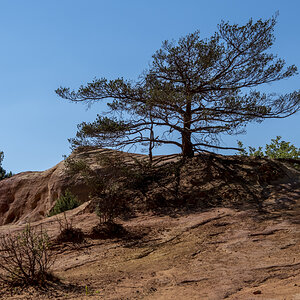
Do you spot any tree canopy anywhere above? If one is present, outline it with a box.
[56,15,300,158]
[0,151,12,180]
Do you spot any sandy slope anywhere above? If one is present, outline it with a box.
[0,152,299,299]
[0,192,299,299]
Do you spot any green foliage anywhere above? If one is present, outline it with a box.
[69,116,130,149]
[0,151,13,180]
[0,225,55,286]
[237,136,300,159]
[237,141,264,157]
[265,136,300,159]
[48,189,80,217]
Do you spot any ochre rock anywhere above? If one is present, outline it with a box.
[0,149,96,225]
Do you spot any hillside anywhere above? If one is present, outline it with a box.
[0,149,299,299]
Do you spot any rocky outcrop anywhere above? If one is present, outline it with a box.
[0,163,75,225]
[0,149,299,299]
[0,150,96,225]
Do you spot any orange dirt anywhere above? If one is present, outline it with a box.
[0,193,299,299]
[0,151,299,299]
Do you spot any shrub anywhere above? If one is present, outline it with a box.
[265,136,300,159]
[237,136,300,159]
[0,225,55,286]
[94,187,130,224]
[90,221,127,239]
[237,137,300,170]
[65,152,136,224]
[55,213,85,244]
[48,190,80,217]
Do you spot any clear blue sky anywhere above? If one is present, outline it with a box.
[0,0,299,173]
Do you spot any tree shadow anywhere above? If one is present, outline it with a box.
[144,153,300,224]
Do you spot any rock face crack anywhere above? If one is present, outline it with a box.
[249,228,284,236]
[178,278,208,285]
[255,262,300,271]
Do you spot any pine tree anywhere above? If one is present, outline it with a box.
[56,15,299,158]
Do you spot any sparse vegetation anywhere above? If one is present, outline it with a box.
[48,189,80,217]
[0,225,55,286]
[237,136,300,170]
[65,151,135,223]
[64,150,185,238]
[55,213,85,244]
[65,150,184,223]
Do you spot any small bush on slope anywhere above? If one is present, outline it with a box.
[48,189,80,217]
[64,151,136,224]
[0,225,55,286]
[55,213,85,244]
[237,136,300,170]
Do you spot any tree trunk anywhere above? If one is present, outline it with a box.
[148,112,154,164]
[182,131,194,157]
[182,100,194,158]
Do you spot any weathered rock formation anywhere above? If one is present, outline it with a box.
[0,150,93,225]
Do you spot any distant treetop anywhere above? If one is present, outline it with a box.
[0,151,13,180]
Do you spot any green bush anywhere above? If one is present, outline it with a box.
[0,151,13,181]
[48,190,80,217]
[264,136,300,159]
[237,136,300,159]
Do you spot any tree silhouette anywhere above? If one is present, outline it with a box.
[56,15,299,158]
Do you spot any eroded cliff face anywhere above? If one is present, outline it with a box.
[0,163,64,225]
[0,149,96,225]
